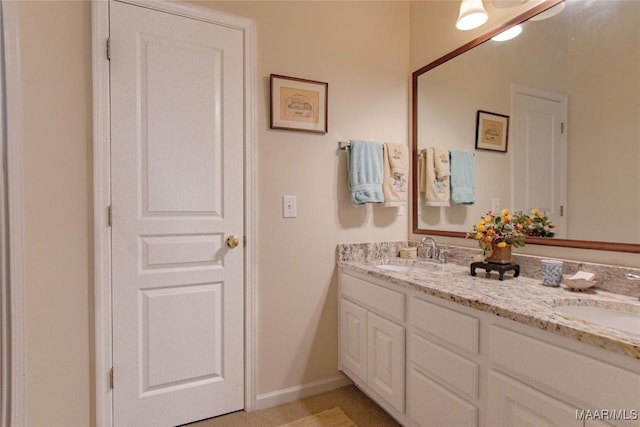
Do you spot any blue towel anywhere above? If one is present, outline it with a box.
[347,140,384,205]
[450,150,475,205]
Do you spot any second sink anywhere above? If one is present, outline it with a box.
[554,302,640,335]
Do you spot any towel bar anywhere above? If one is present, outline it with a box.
[338,140,350,150]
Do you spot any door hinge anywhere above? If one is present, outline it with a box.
[243,236,247,246]
[106,38,111,61]
[561,122,565,134]
[107,205,112,227]
[108,367,114,390]
[560,205,564,217]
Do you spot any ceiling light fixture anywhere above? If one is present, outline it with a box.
[456,0,489,31]
[491,24,523,41]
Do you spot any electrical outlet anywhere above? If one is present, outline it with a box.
[282,195,297,218]
[491,198,500,213]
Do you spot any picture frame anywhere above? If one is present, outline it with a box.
[475,110,509,152]
[270,74,328,134]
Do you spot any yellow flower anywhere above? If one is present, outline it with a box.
[475,232,483,240]
[500,209,510,217]
[484,215,492,224]
[531,208,540,216]
[504,215,512,223]
[476,223,486,232]
[497,242,507,248]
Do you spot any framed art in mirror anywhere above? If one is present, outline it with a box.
[475,110,509,153]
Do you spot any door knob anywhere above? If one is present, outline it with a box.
[226,235,240,249]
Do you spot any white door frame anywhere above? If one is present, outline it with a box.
[91,2,257,425]
[1,2,26,426]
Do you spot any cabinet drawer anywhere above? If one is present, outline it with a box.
[487,370,581,427]
[490,325,640,419]
[409,332,479,400]
[410,297,479,354]
[341,273,405,322]
[408,368,478,427]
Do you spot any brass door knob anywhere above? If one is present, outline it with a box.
[226,235,240,249]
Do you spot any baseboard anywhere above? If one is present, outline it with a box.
[254,374,353,410]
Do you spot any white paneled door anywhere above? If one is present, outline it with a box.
[513,87,567,238]
[110,2,244,426]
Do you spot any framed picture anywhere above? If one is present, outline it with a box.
[270,74,328,134]
[475,110,509,152]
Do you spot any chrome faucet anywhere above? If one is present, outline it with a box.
[418,236,440,261]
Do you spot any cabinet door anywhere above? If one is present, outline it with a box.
[368,312,405,413]
[340,298,368,383]
[488,371,582,427]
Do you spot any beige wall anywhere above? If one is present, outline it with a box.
[19,2,92,426]
[18,1,408,425]
[567,1,640,243]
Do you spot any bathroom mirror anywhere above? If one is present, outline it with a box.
[412,0,640,253]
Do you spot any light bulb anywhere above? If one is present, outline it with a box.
[456,0,489,31]
[492,25,523,41]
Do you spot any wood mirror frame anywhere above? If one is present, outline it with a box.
[411,0,640,254]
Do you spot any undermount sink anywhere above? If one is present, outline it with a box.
[375,261,460,274]
[554,303,640,335]
[377,264,413,272]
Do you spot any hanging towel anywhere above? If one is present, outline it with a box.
[347,140,384,205]
[425,147,450,207]
[382,142,408,207]
[433,146,451,179]
[417,150,427,197]
[450,150,475,205]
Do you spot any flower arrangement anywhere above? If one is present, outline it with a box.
[467,208,555,253]
[468,209,526,253]
[516,208,556,238]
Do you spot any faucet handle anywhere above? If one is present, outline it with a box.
[438,248,451,264]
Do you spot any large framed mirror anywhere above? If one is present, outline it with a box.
[412,0,640,253]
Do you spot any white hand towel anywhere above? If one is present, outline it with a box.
[434,146,451,179]
[382,143,408,207]
[425,147,450,207]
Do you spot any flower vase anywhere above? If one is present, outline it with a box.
[486,243,512,264]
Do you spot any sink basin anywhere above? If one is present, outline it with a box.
[376,264,413,272]
[375,262,462,275]
[555,303,640,335]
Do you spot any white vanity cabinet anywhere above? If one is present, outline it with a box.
[339,272,406,418]
[338,268,640,427]
[488,325,640,427]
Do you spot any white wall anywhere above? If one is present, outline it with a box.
[17,1,409,425]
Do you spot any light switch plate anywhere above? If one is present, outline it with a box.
[283,195,297,218]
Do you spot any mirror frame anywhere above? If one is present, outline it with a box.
[411,0,640,254]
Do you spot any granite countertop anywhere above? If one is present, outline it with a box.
[339,258,640,360]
